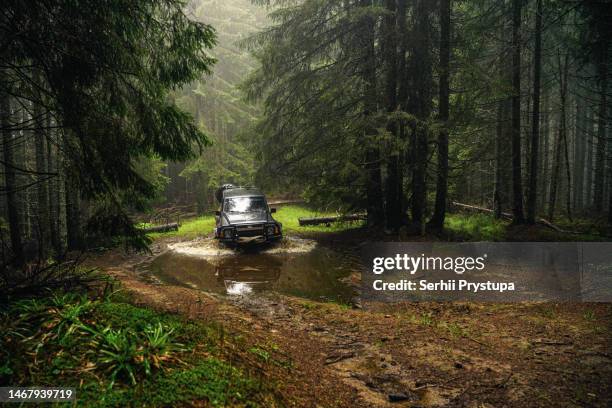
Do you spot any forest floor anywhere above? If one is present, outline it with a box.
[88,209,612,408]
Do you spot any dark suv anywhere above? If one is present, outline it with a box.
[214,185,283,243]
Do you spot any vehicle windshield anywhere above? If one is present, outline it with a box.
[224,196,267,213]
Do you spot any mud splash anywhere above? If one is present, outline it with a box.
[146,236,360,304]
[167,236,317,259]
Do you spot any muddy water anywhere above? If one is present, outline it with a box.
[146,237,360,304]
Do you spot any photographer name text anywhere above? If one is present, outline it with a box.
[371,254,515,293]
[372,279,515,292]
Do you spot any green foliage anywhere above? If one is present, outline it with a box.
[95,328,141,386]
[1,291,269,406]
[248,347,270,362]
[167,0,268,209]
[243,0,384,209]
[92,323,183,386]
[1,0,217,249]
[445,214,507,241]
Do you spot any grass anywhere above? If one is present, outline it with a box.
[146,204,604,242]
[1,290,277,407]
[445,212,603,241]
[147,205,363,240]
[445,213,507,241]
[273,205,364,234]
[149,216,216,240]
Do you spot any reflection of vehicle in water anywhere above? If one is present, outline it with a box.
[214,185,282,244]
[215,254,282,295]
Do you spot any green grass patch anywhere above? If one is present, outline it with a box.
[445,213,507,241]
[149,215,216,240]
[147,205,363,240]
[273,205,364,234]
[78,358,260,407]
[445,213,603,242]
[1,291,274,407]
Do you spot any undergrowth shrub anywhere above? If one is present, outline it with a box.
[2,291,183,389]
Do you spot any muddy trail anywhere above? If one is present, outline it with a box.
[93,233,612,407]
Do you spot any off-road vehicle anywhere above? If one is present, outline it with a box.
[214,185,283,243]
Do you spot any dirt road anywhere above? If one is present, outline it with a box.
[93,236,612,407]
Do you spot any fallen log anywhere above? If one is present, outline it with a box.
[451,201,574,233]
[451,201,512,219]
[268,199,305,206]
[140,222,180,233]
[535,217,566,233]
[298,214,366,226]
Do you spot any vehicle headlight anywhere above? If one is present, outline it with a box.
[266,225,276,235]
[223,229,234,238]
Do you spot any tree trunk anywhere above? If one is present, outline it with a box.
[593,46,608,213]
[548,113,563,222]
[47,115,61,255]
[540,87,550,207]
[64,147,82,250]
[511,0,525,223]
[33,71,51,259]
[410,0,433,233]
[585,107,594,208]
[360,0,384,227]
[383,0,400,231]
[573,99,586,212]
[493,100,504,218]
[558,52,572,221]
[429,0,451,229]
[397,0,409,221]
[526,0,542,224]
[1,75,24,266]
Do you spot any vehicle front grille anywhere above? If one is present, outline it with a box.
[236,225,264,237]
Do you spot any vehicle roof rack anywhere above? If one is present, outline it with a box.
[215,184,261,203]
[228,185,258,190]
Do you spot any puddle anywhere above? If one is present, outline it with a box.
[146,237,360,304]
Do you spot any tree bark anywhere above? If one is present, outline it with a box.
[593,45,608,213]
[558,52,572,221]
[360,0,384,227]
[383,0,401,231]
[585,107,594,208]
[410,0,433,233]
[541,87,550,207]
[548,108,563,222]
[511,0,525,223]
[397,0,409,220]
[429,0,451,229]
[573,99,586,212]
[1,74,24,266]
[64,132,82,250]
[33,71,51,258]
[526,0,542,224]
[493,100,504,218]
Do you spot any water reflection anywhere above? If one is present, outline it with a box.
[216,254,282,295]
[148,241,357,303]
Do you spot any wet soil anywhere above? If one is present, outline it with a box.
[89,233,612,407]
